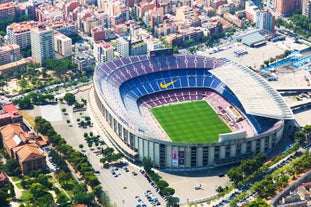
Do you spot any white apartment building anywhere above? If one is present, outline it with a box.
[94,41,114,63]
[54,32,72,57]
[6,21,38,49]
[117,37,129,57]
[30,25,55,65]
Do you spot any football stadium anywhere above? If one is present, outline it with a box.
[90,49,294,169]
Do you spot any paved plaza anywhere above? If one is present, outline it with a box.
[40,104,63,122]
[209,42,285,69]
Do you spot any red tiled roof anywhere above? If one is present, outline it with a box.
[13,143,45,163]
[2,103,20,116]
[0,172,8,182]
[1,124,28,151]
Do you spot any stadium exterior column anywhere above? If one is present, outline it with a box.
[196,147,203,167]
[260,138,265,152]
[230,144,236,157]
[219,146,226,159]
[208,146,214,165]
[241,142,247,154]
[185,146,191,167]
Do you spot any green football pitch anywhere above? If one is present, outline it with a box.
[150,101,231,143]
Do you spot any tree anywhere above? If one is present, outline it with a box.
[294,130,305,143]
[162,187,175,196]
[3,158,21,176]
[64,93,76,105]
[216,186,224,193]
[156,180,169,190]
[56,191,71,207]
[303,125,311,139]
[73,190,93,205]
[79,144,84,149]
[142,156,153,174]
[102,147,114,157]
[245,198,270,207]
[173,46,179,54]
[30,183,48,199]
[16,96,32,109]
[0,190,9,206]
[62,108,67,113]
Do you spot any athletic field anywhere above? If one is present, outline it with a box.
[150,101,231,143]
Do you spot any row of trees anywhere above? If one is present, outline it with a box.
[275,14,311,38]
[251,150,311,199]
[34,116,112,206]
[261,50,291,68]
[13,92,55,109]
[293,125,311,143]
[227,153,267,185]
[142,157,177,206]
[45,59,77,76]
[99,147,123,164]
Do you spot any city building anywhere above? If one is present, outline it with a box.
[0,123,47,174]
[93,41,114,63]
[91,26,116,42]
[130,39,147,56]
[209,0,228,9]
[36,3,63,22]
[0,104,23,127]
[13,143,46,175]
[64,0,80,17]
[276,0,301,16]
[223,13,245,28]
[256,10,275,32]
[7,21,38,49]
[30,25,55,65]
[144,36,162,52]
[245,0,259,23]
[117,37,130,57]
[0,2,16,21]
[15,2,36,20]
[0,44,21,66]
[302,0,311,18]
[0,58,32,77]
[72,52,95,71]
[54,31,72,57]
[217,3,235,15]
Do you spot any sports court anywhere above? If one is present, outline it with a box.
[151,101,231,143]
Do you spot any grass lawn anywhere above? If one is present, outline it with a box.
[19,110,35,127]
[12,176,21,182]
[20,191,33,202]
[15,182,22,189]
[151,101,231,143]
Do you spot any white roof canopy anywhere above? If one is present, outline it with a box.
[211,61,294,120]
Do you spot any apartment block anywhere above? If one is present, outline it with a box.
[7,21,38,49]
[30,25,55,65]
[94,41,114,63]
[0,44,21,66]
[276,0,301,16]
[54,31,72,57]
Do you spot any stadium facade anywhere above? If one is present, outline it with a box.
[91,52,294,169]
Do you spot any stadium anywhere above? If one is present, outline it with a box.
[91,49,294,169]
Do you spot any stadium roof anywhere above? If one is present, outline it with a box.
[210,60,294,120]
